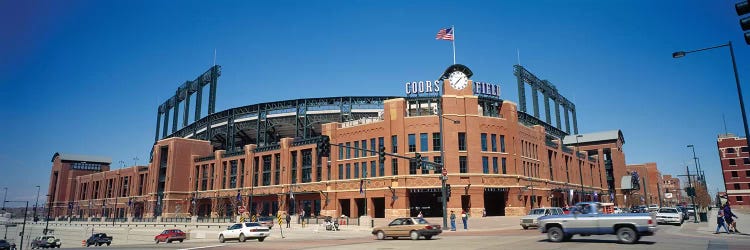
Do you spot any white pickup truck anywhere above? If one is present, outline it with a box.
[539,202,657,244]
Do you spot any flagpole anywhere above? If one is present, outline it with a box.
[452,25,456,64]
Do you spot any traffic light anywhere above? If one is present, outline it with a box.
[736,1,750,44]
[446,184,452,202]
[317,135,330,157]
[415,153,422,168]
[379,146,386,163]
[686,187,696,197]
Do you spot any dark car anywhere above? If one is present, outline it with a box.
[86,233,112,247]
[154,229,186,243]
[0,240,14,250]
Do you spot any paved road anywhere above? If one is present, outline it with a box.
[57,221,750,250]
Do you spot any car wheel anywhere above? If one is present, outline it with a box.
[376,231,386,240]
[424,235,433,240]
[258,237,265,242]
[179,240,184,243]
[547,227,564,242]
[239,234,246,242]
[522,225,528,230]
[219,235,225,243]
[410,231,420,240]
[616,227,638,244]
[155,239,159,244]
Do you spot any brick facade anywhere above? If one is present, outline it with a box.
[717,135,750,209]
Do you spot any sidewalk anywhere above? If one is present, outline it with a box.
[371,215,525,232]
[690,208,750,236]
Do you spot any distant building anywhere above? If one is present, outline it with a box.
[661,175,682,206]
[717,134,750,208]
[625,163,662,206]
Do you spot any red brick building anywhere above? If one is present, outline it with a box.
[47,65,640,219]
[625,163,663,206]
[661,175,682,206]
[717,134,750,208]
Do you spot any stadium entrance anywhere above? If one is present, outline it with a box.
[483,188,507,216]
[409,188,443,217]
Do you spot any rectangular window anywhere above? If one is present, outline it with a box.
[730,159,736,165]
[379,160,385,177]
[421,156,429,174]
[738,196,744,201]
[732,171,739,177]
[302,149,313,183]
[346,142,351,159]
[392,135,398,153]
[327,163,331,181]
[240,159,245,187]
[230,160,238,188]
[354,141,360,158]
[734,183,741,190]
[481,133,488,151]
[746,170,750,177]
[409,159,417,175]
[420,133,428,152]
[408,134,416,152]
[502,157,507,174]
[482,157,489,174]
[371,139,377,156]
[262,155,272,186]
[460,156,468,173]
[291,151,298,184]
[222,162,227,189]
[378,137,385,151]
[745,158,750,165]
[371,160,377,178]
[362,162,368,178]
[252,158,258,187]
[491,134,497,152]
[354,162,359,178]
[458,132,467,151]
[346,163,351,179]
[391,158,399,175]
[316,151,322,182]
[338,164,344,180]
[338,143,344,160]
[274,154,280,185]
[432,133,441,151]
[492,157,499,174]
[500,135,506,152]
[361,140,367,157]
[433,156,442,174]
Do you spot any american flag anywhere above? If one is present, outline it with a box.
[435,27,454,41]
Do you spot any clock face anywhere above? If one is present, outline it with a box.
[449,71,468,90]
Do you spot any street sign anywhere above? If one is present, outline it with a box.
[238,206,246,214]
[442,167,447,176]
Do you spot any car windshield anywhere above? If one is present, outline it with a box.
[414,218,429,224]
[659,208,678,213]
[245,222,261,227]
[529,209,545,215]
[161,230,169,234]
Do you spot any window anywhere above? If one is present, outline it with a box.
[735,183,741,190]
[730,159,737,165]
[362,162,368,178]
[391,135,398,153]
[746,170,750,177]
[371,139,377,156]
[732,171,739,178]
[274,154,280,185]
[459,156,468,173]
[354,141,360,158]
[409,159,417,175]
[222,162,227,189]
[378,137,384,151]
[361,140,367,157]
[354,162,359,178]
[481,133,488,151]
[433,156,442,174]
[338,164,344,180]
[230,160,238,188]
[500,135,506,152]
[432,133,441,151]
[301,149,312,183]
[745,158,750,165]
[391,158,399,175]
[421,156,429,174]
[371,160,377,178]
[346,163,351,179]
[338,143,344,160]
[420,133,428,152]
[408,134,416,152]
[743,147,750,152]
[458,132,467,151]
[491,134,497,152]
[482,157,489,174]
[728,148,737,153]
[737,196,744,202]
[346,142,351,159]
[502,157,507,174]
[291,151,298,184]
[327,163,331,181]
[492,157,499,174]
[379,160,385,177]
[262,155,272,186]
[240,159,245,187]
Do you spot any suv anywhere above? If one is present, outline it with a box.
[31,235,61,249]
[219,222,271,243]
[520,207,564,229]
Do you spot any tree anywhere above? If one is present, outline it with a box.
[694,184,710,209]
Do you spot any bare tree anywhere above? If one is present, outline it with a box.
[694,185,710,209]
[228,195,239,216]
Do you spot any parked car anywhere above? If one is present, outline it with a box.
[655,207,683,225]
[372,217,442,240]
[676,207,690,220]
[539,202,657,244]
[613,207,624,214]
[0,240,15,250]
[31,235,61,249]
[219,222,270,243]
[685,205,696,216]
[257,216,275,229]
[648,205,659,212]
[86,233,112,247]
[520,207,564,229]
[154,229,186,243]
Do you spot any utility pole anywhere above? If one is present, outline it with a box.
[678,165,700,223]
[33,186,40,222]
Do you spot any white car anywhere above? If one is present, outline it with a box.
[655,207,683,225]
[219,222,271,243]
[519,207,564,229]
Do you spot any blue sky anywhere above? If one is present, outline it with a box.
[0,0,746,204]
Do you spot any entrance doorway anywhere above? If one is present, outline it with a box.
[339,199,351,217]
[355,198,365,217]
[409,189,443,217]
[483,190,506,216]
[461,195,471,213]
[373,198,385,218]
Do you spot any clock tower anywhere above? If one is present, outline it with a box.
[441,64,475,96]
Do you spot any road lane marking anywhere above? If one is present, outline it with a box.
[178,244,225,250]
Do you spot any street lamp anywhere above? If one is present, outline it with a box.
[686,145,706,185]
[575,134,584,202]
[33,186,40,222]
[437,95,461,229]
[674,42,750,148]
[4,200,28,250]
[44,194,51,235]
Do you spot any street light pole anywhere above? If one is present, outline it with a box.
[44,194,51,235]
[33,186,40,222]
[438,94,448,229]
[4,200,28,250]
[687,145,702,183]
[686,165,699,223]
[674,41,750,148]
[575,135,584,202]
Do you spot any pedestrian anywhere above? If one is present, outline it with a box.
[715,209,730,234]
[301,210,306,227]
[285,213,291,228]
[450,211,456,231]
[482,209,487,217]
[461,209,468,230]
[724,203,739,233]
[417,211,423,218]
